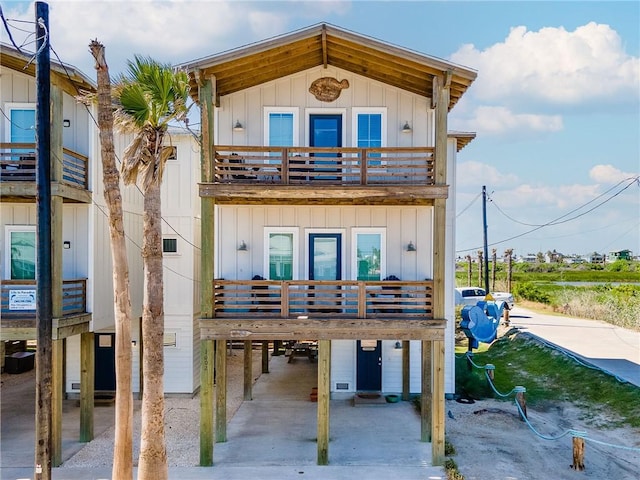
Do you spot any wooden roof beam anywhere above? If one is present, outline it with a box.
[322,24,328,68]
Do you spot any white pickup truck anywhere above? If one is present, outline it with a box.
[454,287,515,310]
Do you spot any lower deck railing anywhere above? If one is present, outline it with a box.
[0,279,87,319]
[213,279,434,318]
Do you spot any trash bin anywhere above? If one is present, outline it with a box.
[5,351,35,374]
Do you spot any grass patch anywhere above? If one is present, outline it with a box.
[455,332,640,428]
[444,458,464,480]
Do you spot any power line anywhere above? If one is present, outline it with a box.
[456,176,639,253]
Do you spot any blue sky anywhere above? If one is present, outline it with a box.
[2,0,639,259]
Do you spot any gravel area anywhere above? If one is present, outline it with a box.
[62,348,264,468]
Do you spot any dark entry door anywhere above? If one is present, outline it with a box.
[357,340,382,391]
[95,333,116,391]
[309,114,342,179]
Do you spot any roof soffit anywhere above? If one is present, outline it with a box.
[184,23,476,109]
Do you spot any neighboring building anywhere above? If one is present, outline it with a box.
[545,250,564,263]
[179,23,477,465]
[608,249,632,262]
[590,252,605,264]
[519,253,538,263]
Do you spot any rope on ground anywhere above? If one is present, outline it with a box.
[462,350,640,453]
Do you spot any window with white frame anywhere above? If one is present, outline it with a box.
[5,226,37,280]
[264,227,299,280]
[162,237,178,254]
[352,108,386,165]
[351,228,386,281]
[264,107,298,164]
[5,104,36,163]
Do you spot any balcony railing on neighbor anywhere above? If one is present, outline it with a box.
[0,279,87,319]
[214,146,435,185]
[213,279,434,319]
[0,143,89,189]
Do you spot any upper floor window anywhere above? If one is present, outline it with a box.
[264,227,299,280]
[264,107,298,164]
[352,108,386,164]
[162,237,178,254]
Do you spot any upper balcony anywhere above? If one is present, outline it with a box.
[200,146,448,205]
[0,143,91,203]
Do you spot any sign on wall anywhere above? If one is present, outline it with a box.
[9,289,36,310]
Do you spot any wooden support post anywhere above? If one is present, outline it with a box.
[199,339,215,466]
[51,339,63,467]
[420,340,431,442]
[261,341,269,373]
[485,364,495,396]
[215,339,227,442]
[79,332,94,442]
[199,75,216,466]
[504,308,510,327]
[402,340,410,401]
[515,387,527,420]
[431,339,445,466]
[571,437,585,471]
[317,339,330,465]
[243,340,252,401]
[273,340,282,356]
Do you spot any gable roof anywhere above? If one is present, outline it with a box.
[0,42,95,96]
[179,23,476,109]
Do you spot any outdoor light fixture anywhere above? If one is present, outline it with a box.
[233,120,244,131]
[238,240,248,251]
[63,241,71,249]
[131,340,137,347]
[406,241,416,252]
[63,119,71,127]
[395,341,402,349]
[401,121,411,133]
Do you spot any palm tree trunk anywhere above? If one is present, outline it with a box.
[137,179,168,480]
[89,40,133,480]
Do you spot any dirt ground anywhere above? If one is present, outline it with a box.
[445,395,639,479]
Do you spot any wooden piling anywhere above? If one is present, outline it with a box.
[243,340,252,401]
[317,339,330,465]
[261,341,269,373]
[571,437,585,471]
[515,388,527,420]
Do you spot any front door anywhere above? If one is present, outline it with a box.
[309,114,342,179]
[357,340,382,391]
[95,333,116,391]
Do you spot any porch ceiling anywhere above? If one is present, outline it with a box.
[180,23,476,109]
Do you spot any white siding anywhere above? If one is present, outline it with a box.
[331,340,356,393]
[219,65,433,148]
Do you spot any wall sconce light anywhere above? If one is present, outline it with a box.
[401,121,411,133]
[406,241,416,252]
[63,119,71,128]
[238,240,248,251]
[131,340,137,347]
[395,341,402,350]
[63,241,71,249]
[233,120,244,132]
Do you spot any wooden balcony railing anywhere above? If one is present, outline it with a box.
[213,279,434,319]
[213,146,435,185]
[0,143,89,189]
[0,278,87,319]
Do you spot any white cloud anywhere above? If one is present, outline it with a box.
[456,106,563,136]
[589,164,639,184]
[456,160,519,188]
[450,22,640,107]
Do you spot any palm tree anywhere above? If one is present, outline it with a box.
[114,56,190,480]
[89,40,134,480]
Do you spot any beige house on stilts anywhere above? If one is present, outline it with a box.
[181,23,477,466]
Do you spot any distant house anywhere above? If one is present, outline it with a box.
[545,250,564,263]
[589,252,605,264]
[608,249,632,262]
[519,253,538,263]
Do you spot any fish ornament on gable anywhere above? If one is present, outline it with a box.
[309,77,350,102]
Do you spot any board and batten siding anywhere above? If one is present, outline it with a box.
[216,205,433,281]
[217,65,433,148]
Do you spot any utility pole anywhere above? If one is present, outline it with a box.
[482,186,490,294]
[35,2,52,479]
